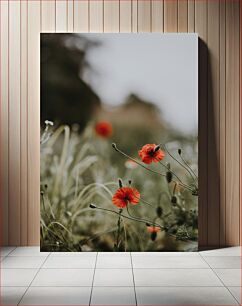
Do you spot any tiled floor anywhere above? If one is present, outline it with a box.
[0,246,241,305]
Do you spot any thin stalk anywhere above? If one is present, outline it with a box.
[112,143,193,192]
[162,144,198,186]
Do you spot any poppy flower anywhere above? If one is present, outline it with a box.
[138,144,165,164]
[125,159,138,170]
[147,226,161,233]
[112,187,140,208]
[95,121,113,138]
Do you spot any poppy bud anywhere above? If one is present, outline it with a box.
[128,179,132,185]
[44,184,48,189]
[178,149,182,155]
[151,232,157,241]
[166,162,171,170]
[40,191,44,195]
[154,145,160,152]
[90,204,96,209]
[146,222,151,227]
[156,206,163,217]
[112,143,117,150]
[166,171,172,183]
[171,196,177,204]
[118,179,123,188]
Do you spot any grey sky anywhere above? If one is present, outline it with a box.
[81,33,198,136]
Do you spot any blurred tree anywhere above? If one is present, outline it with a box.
[41,33,100,129]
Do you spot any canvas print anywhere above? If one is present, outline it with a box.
[40,33,198,252]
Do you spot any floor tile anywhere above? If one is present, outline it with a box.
[49,252,97,257]
[42,256,96,268]
[214,269,241,286]
[200,247,241,257]
[0,247,16,257]
[136,287,238,305]
[1,256,46,269]
[132,252,199,257]
[19,286,92,305]
[91,287,136,305]
[98,252,131,257]
[203,256,241,268]
[9,247,49,257]
[228,287,241,304]
[31,268,94,286]
[132,256,209,269]
[0,287,27,305]
[93,269,134,286]
[1,269,38,286]
[96,256,132,268]
[134,268,223,287]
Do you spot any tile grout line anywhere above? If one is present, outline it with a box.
[88,251,98,306]
[17,251,51,306]
[198,253,240,305]
[130,252,137,306]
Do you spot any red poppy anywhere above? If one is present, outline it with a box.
[138,144,165,164]
[112,187,140,208]
[147,226,161,233]
[95,121,113,138]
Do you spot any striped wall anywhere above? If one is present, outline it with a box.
[0,0,240,247]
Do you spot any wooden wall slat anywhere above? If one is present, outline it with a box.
[67,0,74,32]
[164,0,178,32]
[120,0,132,32]
[41,0,56,32]
[225,0,240,246]
[73,0,89,32]
[20,0,28,245]
[104,0,119,32]
[0,0,9,245]
[207,0,220,246]
[137,0,151,32]
[56,0,67,32]
[188,0,195,33]
[90,0,103,32]
[151,0,163,32]
[9,0,21,245]
[178,0,188,33]
[27,0,40,245]
[0,0,241,247]
[219,0,226,246]
[132,0,138,33]
[195,0,208,247]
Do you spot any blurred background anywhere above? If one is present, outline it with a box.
[40,34,198,252]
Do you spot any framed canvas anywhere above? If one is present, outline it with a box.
[40,33,198,252]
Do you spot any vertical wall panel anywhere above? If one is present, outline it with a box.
[20,0,28,245]
[67,0,74,32]
[132,0,138,33]
[0,0,241,247]
[151,0,164,32]
[195,0,208,247]
[138,0,151,32]
[164,0,178,32]
[219,0,226,246]
[0,0,9,245]
[225,0,240,246]
[73,0,89,32]
[188,0,195,33]
[9,0,21,245]
[56,0,67,32]
[104,0,119,32]
[207,0,220,246]
[120,0,132,32]
[90,1,103,32]
[178,0,188,32]
[27,1,40,245]
[41,0,56,32]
